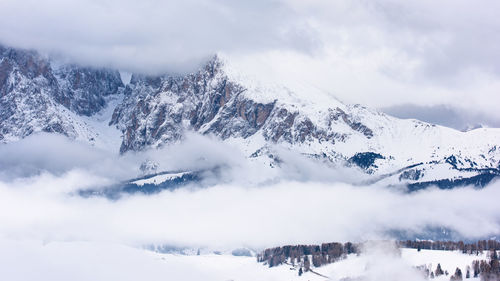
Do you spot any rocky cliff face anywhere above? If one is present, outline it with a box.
[54,65,123,116]
[110,57,252,152]
[0,45,123,143]
[110,56,378,155]
[1,44,499,187]
[109,55,500,186]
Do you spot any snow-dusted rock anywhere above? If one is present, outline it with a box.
[0,45,123,148]
[1,44,499,187]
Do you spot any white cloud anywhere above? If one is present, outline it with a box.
[0,133,137,181]
[0,0,318,74]
[0,132,365,186]
[348,242,426,281]
[1,0,499,124]
[1,135,499,250]
[1,171,500,250]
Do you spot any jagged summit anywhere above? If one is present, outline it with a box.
[1,44,499,187]
[0,44,123,147]
[110,55,375,154]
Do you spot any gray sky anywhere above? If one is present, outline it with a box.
[0,0,499,128]
[382,104,500,131]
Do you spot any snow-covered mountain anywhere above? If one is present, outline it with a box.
[0,44,124,149]
[1,44,499,188]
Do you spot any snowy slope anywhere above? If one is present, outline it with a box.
[293,248,485,281]
[131,172,190,186]
[0,45,124,152]
[110,54,500,187]
[0,239,490,281]
[222,58,500,186]
[223,57,500,176]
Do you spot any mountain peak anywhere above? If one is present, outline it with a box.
[0,44,499,188]
[0,44,123,145]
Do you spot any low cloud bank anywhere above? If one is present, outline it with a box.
[1,134,499,280]
[1,174,499,250]
[0,133,365,185]
[342,241,426,281]
[1,134,500,250]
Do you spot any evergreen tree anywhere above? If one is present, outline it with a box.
[304,256,311,272]
[436,263,444,277]
[450,267,462,281]
[473,260,480,278]
[491,250,499,261]
[491,259,500,274]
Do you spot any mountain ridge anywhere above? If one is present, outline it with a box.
[1,44,499,188]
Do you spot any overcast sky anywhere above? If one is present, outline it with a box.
[0,0,499,128]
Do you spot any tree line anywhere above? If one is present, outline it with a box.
[257,239,500,280]
[471,249,500,281]
[412,249,500,281]
[257,242,358,270]
[399,240,500,255]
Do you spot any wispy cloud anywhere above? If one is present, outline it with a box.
[2,0,499,125]
[0,0,318,74]
[1,162,499,249]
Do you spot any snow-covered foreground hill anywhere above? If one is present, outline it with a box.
[0,239,489,281]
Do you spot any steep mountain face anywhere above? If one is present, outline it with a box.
[53,65,124,116]
[110,56,375,155]
[110,58,250,152]
[1,44,499,187]
[110,56,500,186]
[0,45,124,145]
